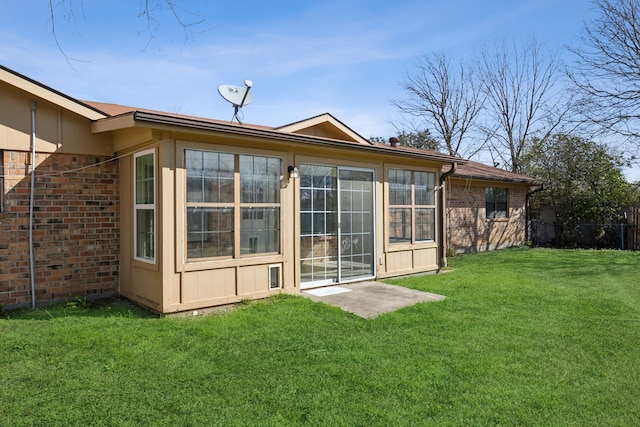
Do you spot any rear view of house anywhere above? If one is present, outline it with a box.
[2,65,469,313]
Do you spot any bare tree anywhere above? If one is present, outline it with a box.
[393,52,484,157]
[569,0,640,146]
[477,38,565,173]
[47,0,207,62]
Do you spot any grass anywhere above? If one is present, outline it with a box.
[1,248,639,426]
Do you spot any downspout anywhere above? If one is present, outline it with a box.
[29,102,37,309]
[525,184,545,245]
[439,162,457,268]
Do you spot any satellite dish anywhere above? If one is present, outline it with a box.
[218,80,254,125]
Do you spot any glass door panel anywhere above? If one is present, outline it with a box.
[299,166,338,287]
[300,165,375,288]
[338,169,375,281]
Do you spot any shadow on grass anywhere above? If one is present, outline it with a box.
[1,296,159,321]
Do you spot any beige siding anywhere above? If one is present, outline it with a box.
[380,246,438,278]
[182,268,236,303]
[118,145,164,311]
[414,247,437,268]
[385,250,414,273]
[238,264,278,295]
[0,82,112,156]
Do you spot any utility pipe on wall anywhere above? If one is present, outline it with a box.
[439,162,457,268]
[29,102,36,309]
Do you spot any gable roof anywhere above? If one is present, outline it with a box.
[0,65,107,120]
[276,113,371,145]
[448,159,543,185]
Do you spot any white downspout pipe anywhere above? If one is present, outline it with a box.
[29,102,37,309]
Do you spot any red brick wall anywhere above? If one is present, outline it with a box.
[446,182,527,253]
[0,150,119,308]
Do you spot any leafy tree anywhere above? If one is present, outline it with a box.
[369,130,439,151]
[522,133,637,245]
[396,129,440,151]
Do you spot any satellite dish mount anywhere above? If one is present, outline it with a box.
[217,80,254,125]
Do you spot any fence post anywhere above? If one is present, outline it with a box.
[620,223,625,250]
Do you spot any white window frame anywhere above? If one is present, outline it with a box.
[134,149,156,264]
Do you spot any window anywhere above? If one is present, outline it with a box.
[134,150,155,262]
[185,150,281,260]
[486,187,508,218]
[186,150,235,258]
[239,155,281,255]
[388,169,436,243]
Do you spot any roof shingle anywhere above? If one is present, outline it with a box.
[447,159,542,185]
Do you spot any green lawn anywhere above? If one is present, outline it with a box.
[2,248,639,426]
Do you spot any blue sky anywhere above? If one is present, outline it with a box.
[7,1,630,174]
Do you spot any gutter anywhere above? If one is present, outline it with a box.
[440,161,458,184]
[131,110,461,162]
[92,110,466,165]
[439,162,458,268]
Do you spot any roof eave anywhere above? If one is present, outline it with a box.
[451,173,543,185]
[93,110,465,164]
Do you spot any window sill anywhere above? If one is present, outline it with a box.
[182,254,284,272]
[387,241,437,252]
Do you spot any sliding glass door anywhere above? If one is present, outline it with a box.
[299,165,375,288]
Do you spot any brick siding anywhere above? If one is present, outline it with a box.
[0,150,119,308]
[447,183,527,253]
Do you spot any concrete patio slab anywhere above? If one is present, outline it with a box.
[302,281,445,319]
